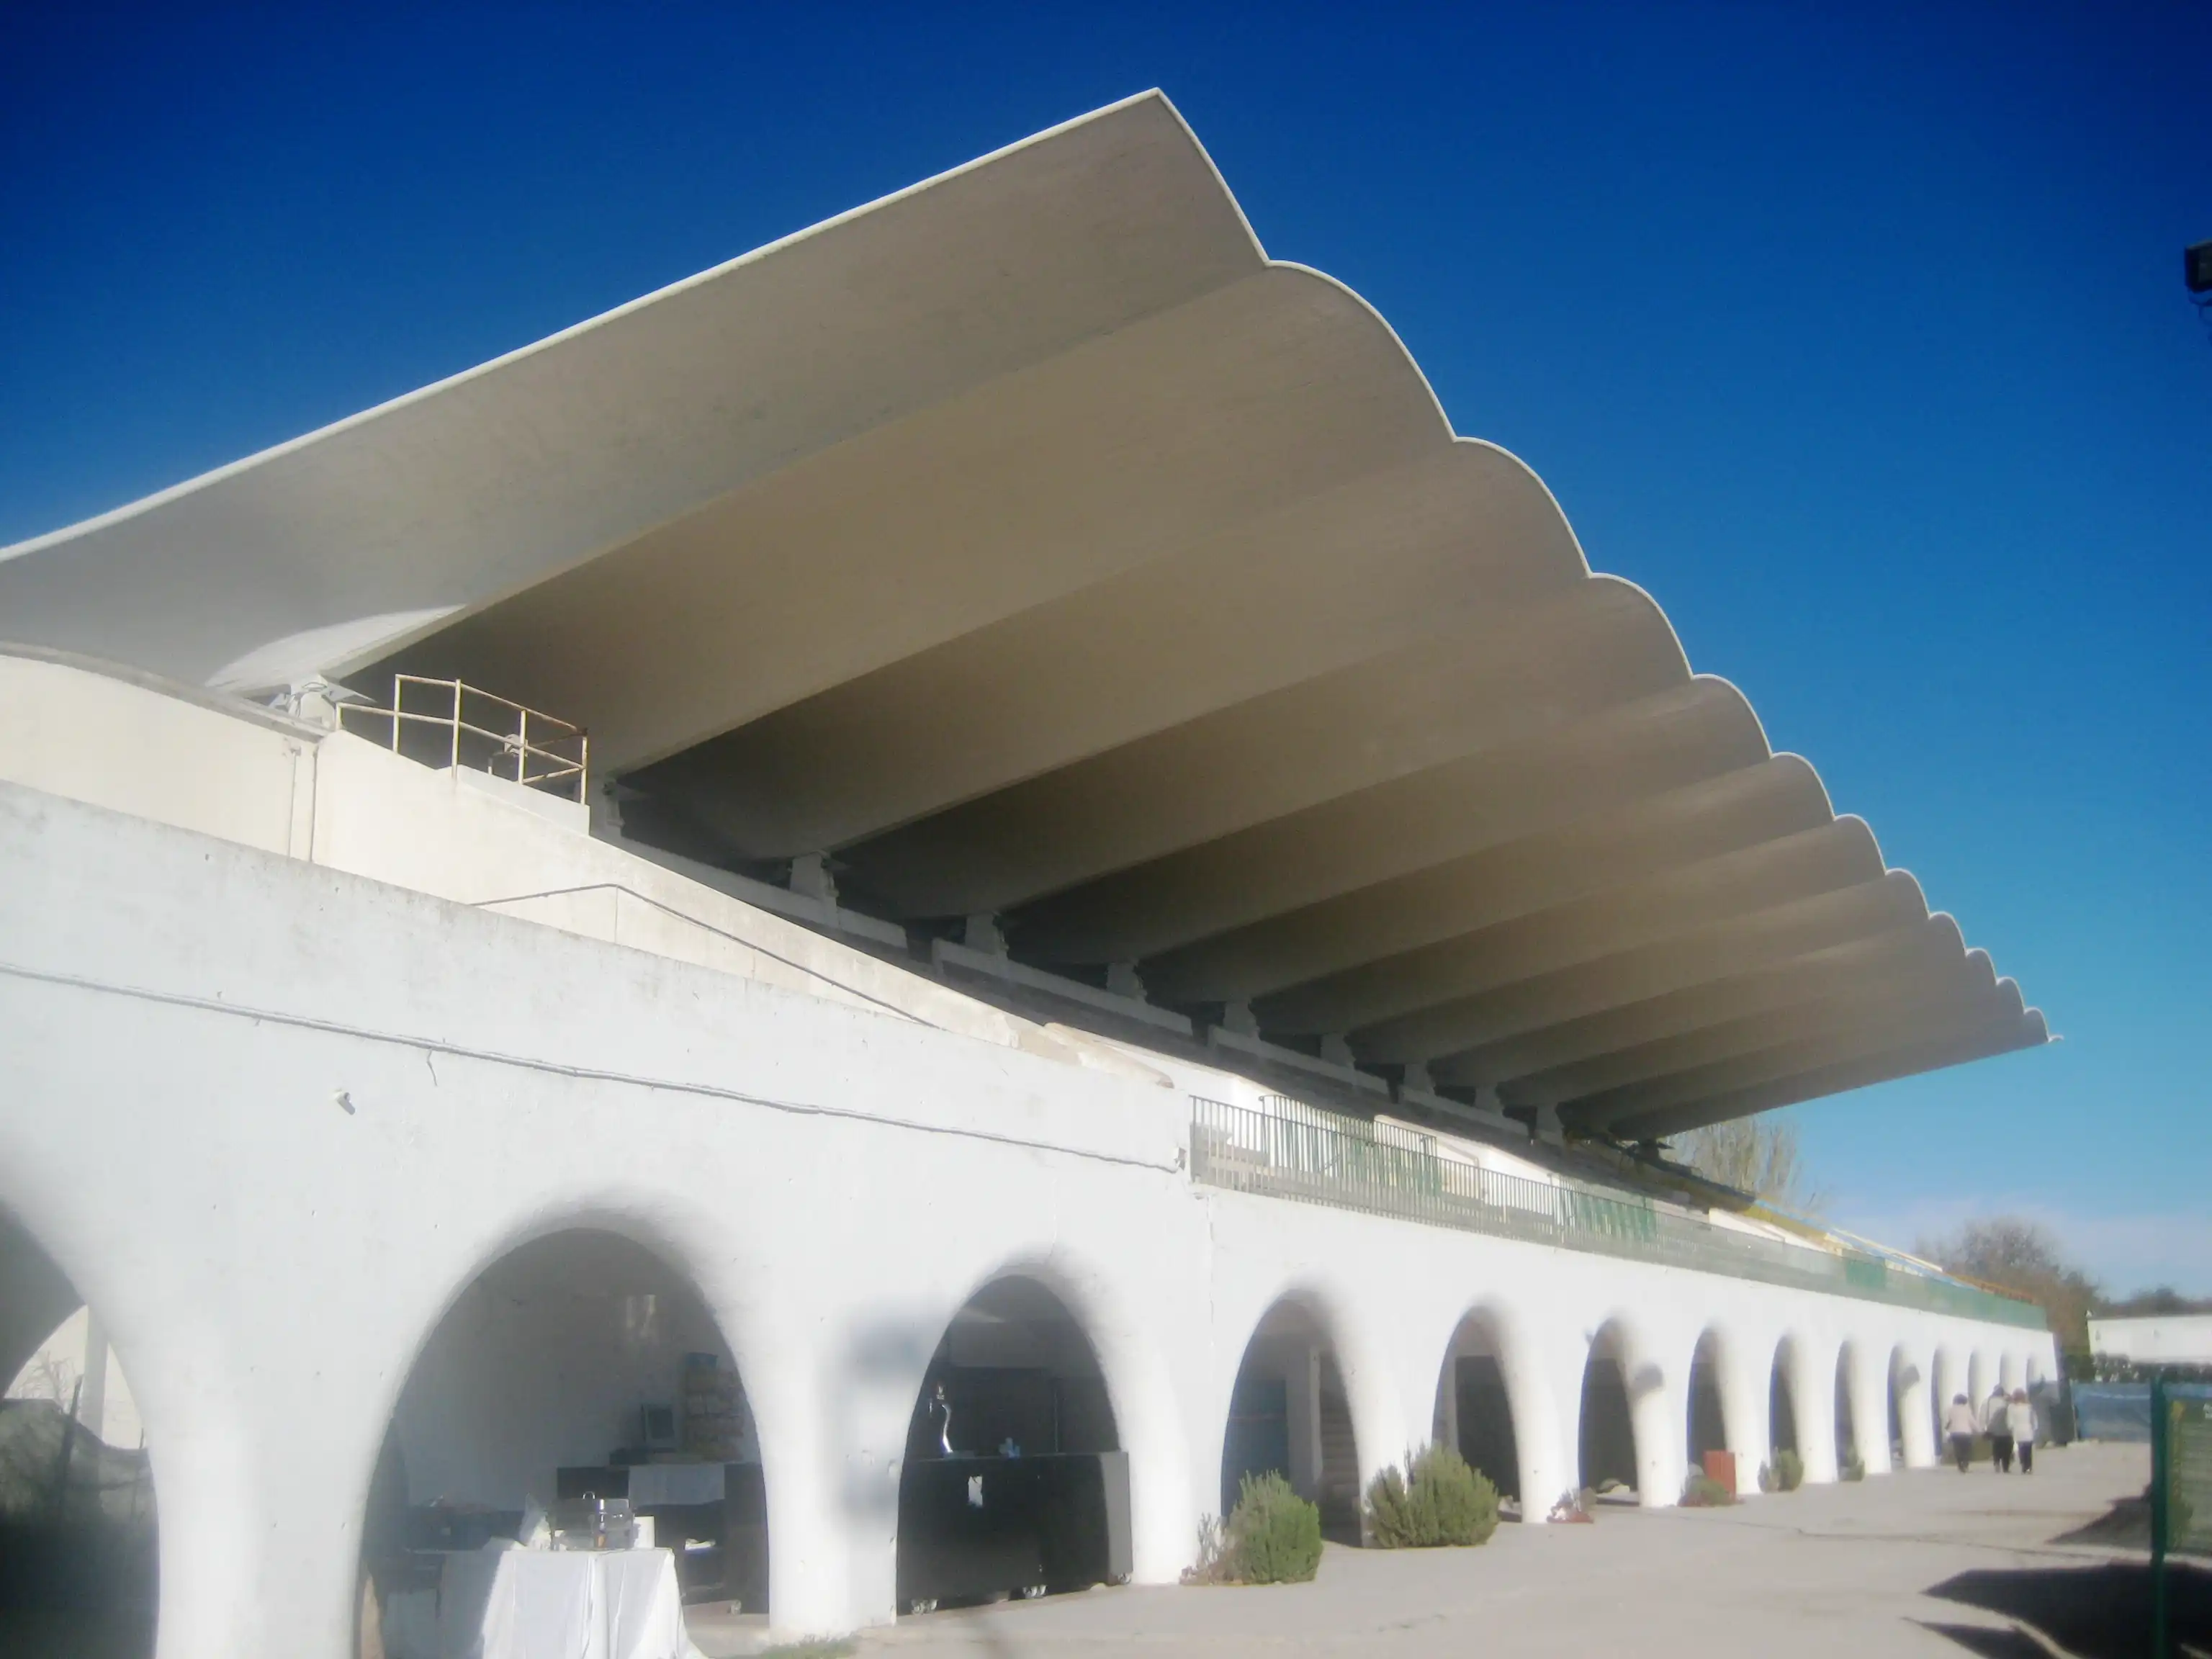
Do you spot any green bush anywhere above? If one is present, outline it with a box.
[1364,1444,1501,1547]
[1771,1449,1804,1491]
[1841,1450,1866,1483]
[1680,1470,1735,1507]
[1226,1471,1323,1583]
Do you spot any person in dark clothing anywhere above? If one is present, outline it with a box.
[1984,1387,2014,1473]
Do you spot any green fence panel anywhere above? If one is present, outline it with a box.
[1188,1095,2044,1328]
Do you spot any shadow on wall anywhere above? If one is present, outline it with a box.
[1920,1562,2211,1659]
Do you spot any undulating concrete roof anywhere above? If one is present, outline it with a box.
[0,91,2046,1136]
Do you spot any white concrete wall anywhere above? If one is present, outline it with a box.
[2089,1314,2212,1364]
[0,662,2056,1653]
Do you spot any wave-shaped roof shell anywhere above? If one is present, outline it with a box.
[0,91,2045,1133]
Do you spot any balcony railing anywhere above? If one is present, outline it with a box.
[1190,1095,2045,1330]
[336,677,588,803]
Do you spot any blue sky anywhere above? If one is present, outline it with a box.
[4,4,2206,1291]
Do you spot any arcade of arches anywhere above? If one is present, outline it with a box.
[0,1192,2049,1655]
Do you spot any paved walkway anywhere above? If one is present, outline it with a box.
[698,1442,2172,1658]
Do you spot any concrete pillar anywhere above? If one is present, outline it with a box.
[1500,1326,1572,1524]
[1719,1335,1770,1494]
[748,1324,911,1637]
[1627,1353,1683,1508]
[1791,1339,1840,1485]
[2000,1352,2024,1392]
[1897,1348,1938,1470]
[789,853,837,904]
[1846,1343,1892,1475]
[1284,1343,1321,1501]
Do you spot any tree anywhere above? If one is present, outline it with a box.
[1914,1216,2103,1352]
[2098,1287,2212,1317]
[1673,1114,1822,1213]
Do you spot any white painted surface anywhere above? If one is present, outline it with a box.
[2089,1313,2212,1364]
[0,665,2054,1653]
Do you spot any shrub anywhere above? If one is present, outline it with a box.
[1182,1513,1236,1586]
[1841,1451,1866,1482]
[1226,1471,1323,1584]
[1365,1444,1501,1547]
[1771,1448,1804,1491]
[1756,1461,1774,1493]
[1681,1471,1735,1507]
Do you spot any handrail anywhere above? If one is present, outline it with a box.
[1189,1095,2046,1329]
[336,677,588,803]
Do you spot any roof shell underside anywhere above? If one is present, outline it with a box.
[0,92,2046,1136]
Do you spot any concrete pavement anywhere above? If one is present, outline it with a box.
[697,1442,2161,1658]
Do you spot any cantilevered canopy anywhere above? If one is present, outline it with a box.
[0,92,2046,1135]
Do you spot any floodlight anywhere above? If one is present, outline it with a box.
[2188,240,2212,296]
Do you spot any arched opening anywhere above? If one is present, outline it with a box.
[896,1275,1128,1614]
[0,1210,158,1658]
[1578,1324,1639,1500]
[1686,1330,1727,1480]
[1221,1296,1362,1545]
[1768,1339,1799,1458]
[364,1229,765,1655]
[1431,1309,1521,1514]
[1892,1344,1932,1470]
[1933,1346,1964,1455]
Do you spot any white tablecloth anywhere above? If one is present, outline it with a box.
[427,1547,700,1659]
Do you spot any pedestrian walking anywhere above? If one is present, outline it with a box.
[1944,1393,1979,1473]
[2008,1388,2036,1475]
[1984,1387,2014,1473]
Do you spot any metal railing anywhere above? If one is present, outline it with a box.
[336,677,588,803]
[1190,1095,2045,1329]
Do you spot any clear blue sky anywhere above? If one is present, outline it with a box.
[4,4,2206,1292]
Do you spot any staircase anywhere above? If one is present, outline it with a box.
[1317,1358,1363,1545]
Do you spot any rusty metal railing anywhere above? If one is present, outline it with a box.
[336,677,588,802]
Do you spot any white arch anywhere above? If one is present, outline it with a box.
[1216,1274,1407,1539]
[1584,1312,1683,1509]
[925,1247,1191,1587]
[1684,1323,1759,1486]
[1429,1297,1559,1518]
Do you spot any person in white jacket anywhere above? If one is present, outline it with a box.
[1943,1394,1980,1473]
[2008,1389,2037,1475]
